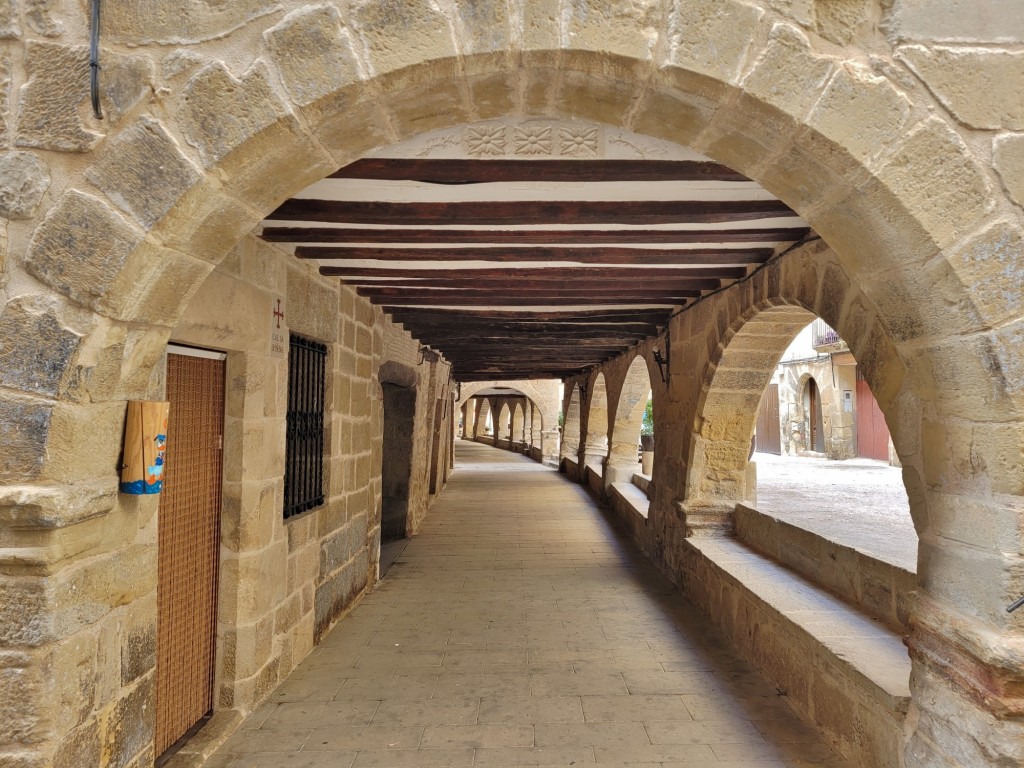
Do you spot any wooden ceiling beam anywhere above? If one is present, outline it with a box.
[374,296,687,307]
[382,307,672,321]
[351,278,722,292]
[330,158,751,183]
[264,226,810,244]
[269,198,799,226]
[320,265,748,280]
[309,246,770,265]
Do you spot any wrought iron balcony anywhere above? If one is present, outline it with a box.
[811,318,847,352]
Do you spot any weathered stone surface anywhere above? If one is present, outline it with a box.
[16,42,152,152]
[26,190,142,309]
[0,401,51,484]
[667,0,764,84]
[264,4,363,107]
[945,220,1024,328]
[0,657,46,743]
[53,720,102,768]
[886,0,1024,43]
[0,481,114,530]
[0,48,11,147]
[350,0,456,77]
[562,0,663,61]
[85,118,200,228]
[0,151,50,219]
[813,0,871,45]
[119,623,154,687]
[808,63,912,166]
[0,297,81,396]
[898,46,1024,130]
[102,0,278,45]
[101,678,153,768]
[993,133,1024,207]
[314,550,368,640]
[160,49,205,80]
[25,0,62,36]
[180,62,288,168]
[0,0,20,38]
[743,24,835,120]
[875,118,992,249]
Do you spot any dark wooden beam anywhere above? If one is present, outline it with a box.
[268,199,799,226]
[392,320,661,335]
[330,158,750,183]
[308,246,771,265]
[349,278,723,292]
[358,286,699,300]
[371,295,689,307]
[264,226,810,244]
[382,307,672,321]
[320,265,747,281]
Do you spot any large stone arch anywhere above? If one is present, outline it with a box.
[583,372,611,468]
[607,354,657,485]
[3,4,1022,767]
[560,383,583,470]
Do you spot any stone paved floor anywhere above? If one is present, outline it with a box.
[208,441,854,768]
[753,452,916,571]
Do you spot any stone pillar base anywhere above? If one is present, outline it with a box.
[676,501,736,536]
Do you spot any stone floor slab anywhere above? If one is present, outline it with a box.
[208,442,851,768]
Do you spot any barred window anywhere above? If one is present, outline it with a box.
[284,334,327,519]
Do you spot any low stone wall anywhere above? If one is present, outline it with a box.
[734,504,916,632]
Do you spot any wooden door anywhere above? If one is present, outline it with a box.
[808,378,825,453]
[754,384,781,455]
[856,375,891,462]
[156,351,225,757]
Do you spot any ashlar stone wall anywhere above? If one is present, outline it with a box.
[0,1,1022,767]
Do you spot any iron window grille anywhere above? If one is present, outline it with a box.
[284,334,327,519]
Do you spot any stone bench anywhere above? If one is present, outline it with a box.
[685,537,911,768]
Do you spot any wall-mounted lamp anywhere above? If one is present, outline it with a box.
[652,349,669,384]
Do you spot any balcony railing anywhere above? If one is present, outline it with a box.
[811,318,844,350]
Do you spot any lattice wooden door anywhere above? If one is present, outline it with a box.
[156,352,225,756]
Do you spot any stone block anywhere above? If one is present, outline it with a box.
[119,621,155,687]
[102,0,277,46]
[179,62,288,169]
[16,42,151,152]
[994,133,1024,208]
[0,296,82,396]
[808,63,912,168]
[350,0,457,76]
[886,0,1024,44]
[0,401,51,484]
[666,0,764,84]
[286,267,340,343]
[319,513,368,579]
[875,118,992,249]
[100,677,154,768]
[53,720,102,768]
[0,654,46,744]
[743,23,835,121]
[24,0,62,36]
[0,481,114,530]
[898,46,1024,131]
[156,178,265,265]
[220,614,273,681]
[0,151,49,218]
[42,401,124,484]
[222,480,278,553]
[382,59,472,139]
[813,0,871,45]
[85,117,201,229]
[265,3,363,108]
[0,0,19,38]
[562,0,663,61]
[314,549,368,640]
[26,190,143,310]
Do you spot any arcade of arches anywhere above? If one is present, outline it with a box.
[1,2,1022,767]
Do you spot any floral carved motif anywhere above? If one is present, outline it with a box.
[513,125,552,155]
[465,125,507,156]
[559,126,599,157]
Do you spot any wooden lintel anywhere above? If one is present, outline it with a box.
[269,198,799,226]
[330,158,751,183]
[264,226,810,245]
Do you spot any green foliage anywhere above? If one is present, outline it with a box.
[641,396,654,436]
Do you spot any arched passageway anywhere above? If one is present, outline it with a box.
[2,4,1021,768]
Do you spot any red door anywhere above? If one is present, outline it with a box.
[856,376,890,461]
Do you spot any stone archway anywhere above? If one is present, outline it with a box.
[4,4,1023,767]
[560,384,583,474]
[607,355,656,486]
